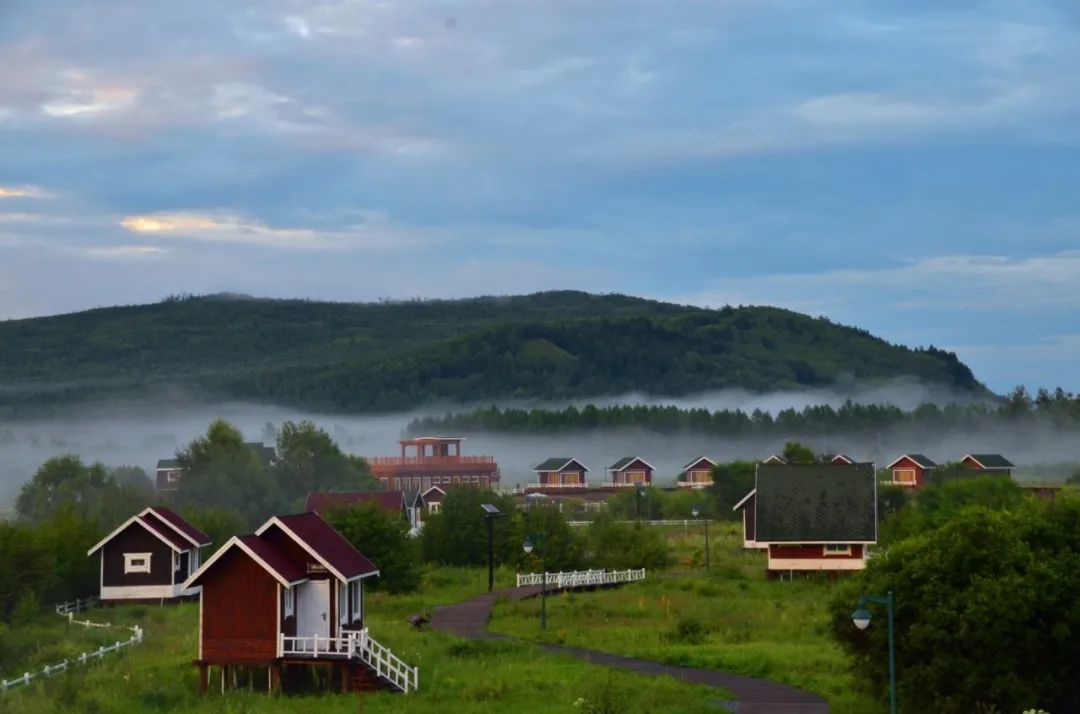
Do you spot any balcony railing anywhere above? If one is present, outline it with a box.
[598,481,642,488]
[280,628,419,693]
[525,482,589,490]
[677,480,713,488]
[368,455,495,467]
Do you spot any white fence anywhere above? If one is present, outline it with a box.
[280,628,419,694]
[566,519,710,527]
[516,568,647,589]
[54,596,100,616]
[0,626,143,693]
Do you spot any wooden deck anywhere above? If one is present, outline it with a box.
[430,583,829,714]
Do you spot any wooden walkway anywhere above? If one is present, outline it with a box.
[430,584,829,714]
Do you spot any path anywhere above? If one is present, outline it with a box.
[430,584,829,714]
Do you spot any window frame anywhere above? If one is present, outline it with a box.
[823,544,852,556]
[124,552,152,574]
[283,586,295,618]
[892,468,917,485]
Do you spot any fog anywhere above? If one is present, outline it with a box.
[0,379,1074,511]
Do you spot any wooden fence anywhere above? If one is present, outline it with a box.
[516,568,647,588]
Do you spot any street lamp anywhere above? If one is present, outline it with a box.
[851,591,896,714]
[691,504,710,571]
[522,535,547,631]
[635,485,646,521]
[481,504,507,593]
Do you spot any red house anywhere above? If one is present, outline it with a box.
[87,506,211,603]
[961,454,1014,476]
[368,437,499,491]
[604,457,654,488]
[734,463,877,577]
[529,458,589,492]
[829,454,854,465]
[305,491,408,520]
[679,457,716,489]
[156,459,184,492]
[885,454,937,488]
[184,512,417,694]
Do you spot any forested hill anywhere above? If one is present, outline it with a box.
[0,291,986,413]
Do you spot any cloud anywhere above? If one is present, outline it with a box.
[0,185,53,199]
[120,211,421,251]
[81,245,171,261]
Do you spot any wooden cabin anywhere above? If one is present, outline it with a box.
[604,457,654,488]
[419,486,446,516]
[184,511,417,694]
[829,454,854,465]
[87,506,211,603]
[885,454,937,488]
[736,463,877,577]
[368,436,499,491]
[305,491,408,521]
[155,459,184,493]
[961,454,1014,476]
[761,454,788,465]
[529,458,589,492]
[679,457,716,488]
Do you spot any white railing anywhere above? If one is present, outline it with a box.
[348,628,419,694]
[516,568,646,588]
[54,596,99,616]
[1,626,143,693]
[566,519,710,527]
[279,628,419,694]
[597,482,638,489]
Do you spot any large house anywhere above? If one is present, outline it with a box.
[184,511,417,694]
[87,506,211,603]
[604,457,654,488]
[530,458,589,491]
[679,457,716,489]
[961,454,1014,476]
[885,454,938,488]
[368,437,500,491]
[734,462,877,577]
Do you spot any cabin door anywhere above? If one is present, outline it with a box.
[297,580,330,646]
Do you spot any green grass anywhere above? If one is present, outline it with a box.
[0,567,726,713]
[490,523,885,714]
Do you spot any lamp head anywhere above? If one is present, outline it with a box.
[851,608,872,631]
[691,505,700,518]
[522,537,534,555]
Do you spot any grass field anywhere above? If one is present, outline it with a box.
[0,568,726,713]
[491,523,885,714]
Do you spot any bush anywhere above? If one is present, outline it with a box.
[665,615,708,645]
[587,518,669,570]
[325,502,420,593]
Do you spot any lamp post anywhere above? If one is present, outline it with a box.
[851,591,896,714]
[481,504,507,592]
[522,536,547,631]
[691,504,710,571]
[635,485,646,522]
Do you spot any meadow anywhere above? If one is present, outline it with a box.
[491,523,884,714]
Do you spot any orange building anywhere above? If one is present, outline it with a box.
[368,437,500,492]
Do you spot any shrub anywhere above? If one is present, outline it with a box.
[665,615,708,645]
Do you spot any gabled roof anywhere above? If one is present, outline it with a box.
[533,457,588,473]
[754,463,877,543]
[732,489,756,512]
[183,535,308,589]
[963,454,1014,470]
[762,454,788,465]
[138,513,192,550]
[87,513,187,555]
[305,491,405,516]
[156,458,181,469]
[683,456,717,471]
[886,454,938,470]
[830,454,854,465]
[256,512,379,582]
[141,506,211,547]
[608,457,655,472]
[420,485,446,503]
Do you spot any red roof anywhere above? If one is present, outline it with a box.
[261,512,379,581]
[305,491,404,516]
[237,535,308,584]
[146,506,211,546]
[138,514,191,550]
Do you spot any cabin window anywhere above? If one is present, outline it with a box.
[893,469,916,485]
[824,544,852,556]
[350,581,362,621]
[124,552,152,574]
[339,582,349,624]
[429,502,441,514]
[283,587,295,617]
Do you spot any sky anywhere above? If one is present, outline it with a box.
[1,0,1079,393]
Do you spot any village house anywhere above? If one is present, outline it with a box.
[305,491,408,521]
[761,454,788,465]
[961,453,1014,476]
[155,459,184,492]
[419,485,446,516]
[679,457,716,489]
[734,462,877,578]
[368,436,500,491]
[183,511,417,694]
[87,506,211,603]
[529,457,589,492]
[885,454,938,488]
[829,454,854,464]
[604,457,654,488]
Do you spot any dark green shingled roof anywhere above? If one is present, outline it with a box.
[157,458,181,469]
[755,463,877,543]
[533,457,587,472]
[966,454,1014,469]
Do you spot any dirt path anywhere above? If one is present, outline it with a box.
[430,584,829,714]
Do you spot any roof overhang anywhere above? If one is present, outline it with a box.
[139,507,206,548]
[87,514,185,556]
[885,455,934,470]
[731,489,756,512]
[683,456,717,471]
[255,517,380,583]
[608,457,656,474]
[182,536,308,590]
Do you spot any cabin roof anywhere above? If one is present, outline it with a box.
[138,513,193,550]
[257,512,379,582]
[964,454,1014,469]
[184,535,309,589]
[420,485,446,502]
[305,491,405,515]
[731,489,756,512]
[156,458,181,469]
[886,454,937,469]
[608,456,655,472]
[682,456,717,471]
[143,506,211,546]
[87,507,209,555]
[533,457,588,473]
[754,463,877,543]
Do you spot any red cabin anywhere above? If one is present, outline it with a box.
[529,458,589,492]
[961,453,1014,476]
[184,512,417,695]
[604,457,654,488]
[885,454,937,488]
[680,457,716,489]
[368,437,499,491]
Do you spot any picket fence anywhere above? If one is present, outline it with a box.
[0,597,144,693]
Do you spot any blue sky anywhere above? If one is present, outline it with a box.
[1,0,1079,393]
